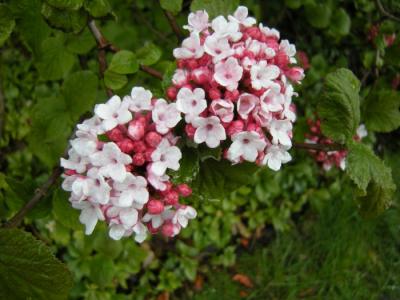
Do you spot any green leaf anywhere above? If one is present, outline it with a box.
[318,68,361,144]
[36,35,76,80]
[170,148,200,184]
[346,142,396,217]
[284,0,302,9]
[90,255,115,288]
[104,70,128,90]
[0,228,73,299]
[108,50,139,74]
[363,89,400,133]
[0,5,15,47]
[160,0,183,14]
[84,0,111,17]
[190,0,240,19]
[191,160,259,200]
[62,70,98,120]
[45,0,84,10]
[41,3,88,33]
[136,43,162,66]
[330,8,351,36]
[52,189,81,230]
[304,4,332,29]
[65,28,96,54]
[9,0,51,55]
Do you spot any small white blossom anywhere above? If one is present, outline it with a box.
[211,16,242,41]
[192,116,226,148]
[143,206,174,229]
[227,131,266,162]
[237,93,259,119]
[173,33,204,59]
[269,119,293,147]
[113,173,149,208]
[123,86,152,112]
[204,35,234,63]
[94,95,132,131]
[262,144,292,171]
[72,201,104,235]
[280,40,297,63]
[90,142,132,182]
[250,60,280,90]
[214,57,243,91]
[260,83,284,113]
[152,99,181,134]
[86,167,112,205]
[172,206,197,228]
[70,130,98,157]
[183,10,209,33]
[176,87,207,123]
[150,139,182,176]
[60,149,89,173]
[228,6,256,27]
[210,99,234,123]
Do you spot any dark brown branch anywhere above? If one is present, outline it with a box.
[140,65,163,80]
[163,10,185,41]
[4,166,63,228]
[375,0,400,22]
[293,142,344,152]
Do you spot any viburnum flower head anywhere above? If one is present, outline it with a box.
[170,5,304,170]
[123,86,152,112]
[94,95,132,131]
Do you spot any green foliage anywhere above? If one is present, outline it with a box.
[346,142,396,217]
[136,42,163,66]
[160,0,183,14]
[0,228,73,299]
[318,68,361,144]
[304,3,332,29]
[84,0,112,18]
[0,5,15,46]
[363,89,400,132]
[190,0,240,19]
[45,0,84,10]
[41,3,88,33]
[108,50,139,74]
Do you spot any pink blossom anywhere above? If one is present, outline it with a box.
[176,87,207,122]
[214,57,243,91]
[210,99,234,122]
[152,99,181,134]
[192,116,227,148]
[173,33,204,59]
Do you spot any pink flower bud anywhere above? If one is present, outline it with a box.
[187,59,198,70]
[166,86,178,100]
[64,169,77,176]
[117,138,135,154]
[208,88,221,100]
[147,199,165,214]
[177,184,192,197]
[145,131,162,148]
[185,124,196,138]
[132,153,146,166]
[286,67,305,83]
[227,120,244,136]
[132,141,147,153]
[164,190,179,205]
[161,222,175,237]
[106,127,125,142]
[144,148,155,161]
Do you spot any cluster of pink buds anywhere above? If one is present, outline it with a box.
[166,6,304,171]
[305,119,368,171]
[60,87,196,243]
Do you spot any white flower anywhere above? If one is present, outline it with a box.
[228,6,256,27]
[269,119,293,147]
[60,149,89,173]
[356,124,368,139]
[72,201,104,235]
[113,173,149,208]
[147,165,170,191]
[192,116,226,148]
[108,207,139,240]
[281,83,297,122]
[260,83,284,113]
[173,33,204,59]
[172,206,197,228]
[62,175,91,202]
[211,16,242,41]
[237,93,259,119]
[152,99,181,134]
[214,57,243,91]
[250,60,280,90]
[133,222,148,243]
[94,95,132,131]
[172,69,188,86]
[77,116,104,135]
[183,10,209,33]
[210,99,234,123]
[262,144,292,171]
[86,167,112,205]
[70,130,98,157]
[90,142,132,182]
[150,139,182,176]
[227,131,266,162]
[252,106,272,127]
[280,40,297,63]
[176,87,207,122]
[143,206,174,229]
[123,86,152,112]
[259,23,280,39]
[204,35,234,63]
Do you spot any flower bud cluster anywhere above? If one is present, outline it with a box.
[305,119,368,171]
[167,6,304,170]
[61,87,196,242]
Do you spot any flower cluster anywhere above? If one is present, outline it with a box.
[60,87,196,242]
[167,6,304,171]
[305,119,368,171]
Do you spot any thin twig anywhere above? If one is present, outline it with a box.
[375,0,400,22]
[163,10,185,41]
[293,142,344,152]
[140,65,163,80]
